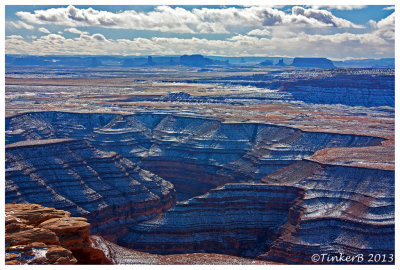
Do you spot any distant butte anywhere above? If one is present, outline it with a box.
[291,57,335,68]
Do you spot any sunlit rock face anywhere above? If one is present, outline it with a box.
[5,203,110,265]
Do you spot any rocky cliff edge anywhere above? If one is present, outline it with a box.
[5,203,111,265]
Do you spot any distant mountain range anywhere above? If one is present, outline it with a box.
[5,54,394,68]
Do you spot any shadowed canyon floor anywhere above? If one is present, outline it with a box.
[5,66,394,264]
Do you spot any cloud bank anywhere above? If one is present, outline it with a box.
[5,6,395,59]
[16,5,363,34]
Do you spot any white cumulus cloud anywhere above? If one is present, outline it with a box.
[38,27,50,33]
[65,27,89,35]
[247,29,271,36]
[291,6,363,28]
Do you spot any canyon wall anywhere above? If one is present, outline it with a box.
[117,161,393,263]
[260,160,394,264]
[5,138,175,238]
[5,111,393,263]
[6,112,383,201]
[118,183,303,258]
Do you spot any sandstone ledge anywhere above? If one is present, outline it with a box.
[5,138,80,149]
[5,203,111,265]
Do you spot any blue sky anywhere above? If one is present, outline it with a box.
[5,5,395,60]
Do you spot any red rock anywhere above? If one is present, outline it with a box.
[29,242,48,249]
[5,253,19,261]
[46,247,78,265]
[5,222,34,233]
[5,203,111,265]
[5,203,70,226]
[5,260,19,265]
[6,227,59,246]
[38,217,90,239]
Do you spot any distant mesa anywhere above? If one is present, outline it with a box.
[259,59,274,66]
[180,54,213,67]
[291,57,335,68]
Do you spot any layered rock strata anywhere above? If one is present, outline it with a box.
[260,160,394,264]
[115,160,394,264]
[5,111,393,264]
[119,183,303,257]
[6,112,383,201]
[5,139,175,237]
[5,203,110,265]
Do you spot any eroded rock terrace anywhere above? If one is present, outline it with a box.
[5,111,394,263]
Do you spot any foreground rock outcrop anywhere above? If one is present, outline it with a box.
[5,203,111,265]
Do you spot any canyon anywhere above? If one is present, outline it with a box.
[4,65,394,264]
